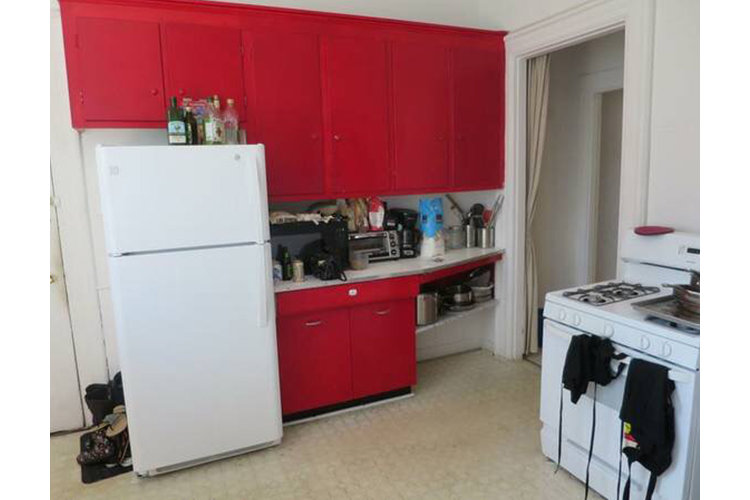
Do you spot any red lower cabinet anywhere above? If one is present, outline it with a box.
[349,299,417,399]
[276,309,352,415]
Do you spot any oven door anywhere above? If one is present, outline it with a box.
[540,319,699,500]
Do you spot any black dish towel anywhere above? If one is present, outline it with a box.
[618,358,675,500]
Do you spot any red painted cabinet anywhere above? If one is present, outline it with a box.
[276,309,352,415]
[74,17,165,124]
[162,23,245,121]
[349,299,416,398]
[324,36,391,195]
[453,46,504,188]
[244,32,325,197]
[391,42,451,191]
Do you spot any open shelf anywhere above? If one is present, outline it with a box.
[416,299,499,335]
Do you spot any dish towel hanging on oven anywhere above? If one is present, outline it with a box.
[617,358,675,500]
[557,334,626,499]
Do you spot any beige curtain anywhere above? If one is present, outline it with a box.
[525,55,551,355]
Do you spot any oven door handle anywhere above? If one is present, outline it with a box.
[613,352,692,383]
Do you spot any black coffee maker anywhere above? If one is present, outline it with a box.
[385,208,420,258]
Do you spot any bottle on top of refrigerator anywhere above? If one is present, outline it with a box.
[212,95,225,144]
[167,96,187,145]
[224,98,239,145]
[183,106,198,145]
[203,96,218,144]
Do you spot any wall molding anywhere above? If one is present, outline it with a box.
[497,0,654,359]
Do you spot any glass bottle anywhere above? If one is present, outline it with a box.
[212,95,225,144]
[166,96,187,145]
[184,106,198,145]
[203,96,216,144]
[224,98,239,145]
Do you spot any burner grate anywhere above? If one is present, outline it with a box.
[563,282,660,306]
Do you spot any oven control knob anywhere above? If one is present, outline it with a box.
[640,335,651,351]
[662,342,673,358]
[557,310,567,321]
[603,324,615,337]
[572,314,581,326]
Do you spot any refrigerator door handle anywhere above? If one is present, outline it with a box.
[259,245,270,328]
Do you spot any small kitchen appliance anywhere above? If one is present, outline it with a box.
[387,208,420,258]
[416,292,439,326]
[347,231,400,262]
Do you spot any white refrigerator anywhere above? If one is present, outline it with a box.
[96,145,282,477]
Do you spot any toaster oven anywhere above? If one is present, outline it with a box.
[348,231,401,262]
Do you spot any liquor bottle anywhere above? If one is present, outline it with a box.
[203,96,216,144]
[166,96,187,145]
[184,106,198,145]
[224,98,239,145]
[212,95,225,144]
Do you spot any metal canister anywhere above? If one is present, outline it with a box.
[416,292,439,326]
[292,259,305,283]
[465,224,477,248]
[478,227,495,248]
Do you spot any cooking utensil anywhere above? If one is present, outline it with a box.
[444,194,467,224]
[440,284,474,306]
[663,272,700,318]
[416,292,439,326]
[487,194,505,228]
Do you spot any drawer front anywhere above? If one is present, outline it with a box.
[276,309,352,415]
[350,299,416,398]
[276,276,419,317]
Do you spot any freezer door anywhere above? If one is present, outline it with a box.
[97,145,270,254]
[108,243,281,474]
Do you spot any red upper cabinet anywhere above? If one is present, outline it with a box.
[74,17,165,125]
[391,42,451,192]
[349,299,416,398]
[324,36,391,195]
[244,32,325,198]
[453,46,504,189]
[162,23,245,121]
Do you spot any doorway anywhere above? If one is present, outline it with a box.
[526,31,625,362]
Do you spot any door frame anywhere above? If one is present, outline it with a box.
[498,0,655,359]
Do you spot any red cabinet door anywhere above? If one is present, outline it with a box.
[392,42,451,192]
[324,36,391,195]
[276,309,352,415]
[453,46,503,189]
[76,17,165,123]
[162,23,245,121]
[244,32,325,198]
[349,299,416,399]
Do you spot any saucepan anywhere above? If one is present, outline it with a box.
[440,284,474,307]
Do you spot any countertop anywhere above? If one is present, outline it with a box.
[274,247,504,294]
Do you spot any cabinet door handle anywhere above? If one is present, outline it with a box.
[375,308,391,316]
[305,320,323,327]
[150,88,159,96]
[333,134,342,141]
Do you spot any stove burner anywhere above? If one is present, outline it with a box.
[563,282,660,306]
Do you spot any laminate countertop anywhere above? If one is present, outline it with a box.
[274,247,504,294]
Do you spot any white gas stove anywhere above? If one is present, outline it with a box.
[540,232,699,500]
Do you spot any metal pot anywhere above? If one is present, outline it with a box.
[416,292,439,326]
[440,284,474,306]
[664,271,700,318]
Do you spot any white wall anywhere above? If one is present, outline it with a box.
[477,0,700,233]
[532,31,624,304]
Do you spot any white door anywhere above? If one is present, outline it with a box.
[108,243,281,474]
[96,145,270,254]
[50,179,84,432]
